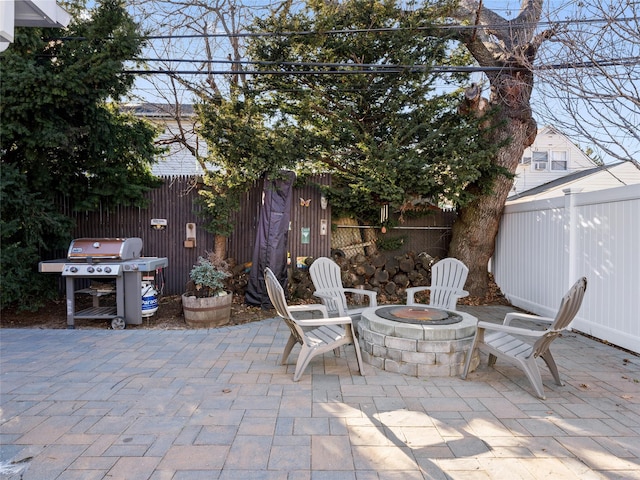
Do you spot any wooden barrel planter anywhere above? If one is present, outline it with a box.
[182,293,233,328]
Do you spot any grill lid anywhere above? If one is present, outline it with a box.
[67,238,143,261]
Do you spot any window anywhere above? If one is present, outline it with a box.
[532,151,548,171]
[521,156,531,165]
[551,151,567,170]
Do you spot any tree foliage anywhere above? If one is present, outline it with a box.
[128,0,273,258]
[239,0,504,225]
[0,0,163,309]
[196,91,297,237]
[0,165,75,309]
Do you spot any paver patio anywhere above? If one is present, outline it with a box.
[1,305,639,479]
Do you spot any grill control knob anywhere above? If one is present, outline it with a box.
[96,267,102,272]
[87,266,95,273]
[70,266,78,273]
[104,266,112,273]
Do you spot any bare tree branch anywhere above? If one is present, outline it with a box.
[127,0,270,171]
[533,1,640,163]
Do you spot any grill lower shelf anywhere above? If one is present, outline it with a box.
[73,306,118,319]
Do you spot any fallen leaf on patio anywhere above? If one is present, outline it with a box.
[621,395,633,400]
[580,383,590,389]
[222,388,232,393]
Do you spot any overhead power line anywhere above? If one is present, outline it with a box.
[123,56,640,76]
[136,56,640,69]
[137,16,638,40]
[124,66,518,75]
[53,16,638,42]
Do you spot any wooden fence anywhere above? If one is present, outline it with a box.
[56,174,456,296]
[56,174,331,295]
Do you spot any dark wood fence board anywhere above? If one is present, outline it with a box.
[54,174,454,295]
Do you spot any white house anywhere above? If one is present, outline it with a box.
[506,161,640,204]
[1,0,70,52]
[512,125,597,196]
[125,103,211,177]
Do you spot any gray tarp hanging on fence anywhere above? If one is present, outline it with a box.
[245,171,296,307]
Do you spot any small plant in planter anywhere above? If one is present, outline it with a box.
[182,255,233,327]
[185,256,230,298]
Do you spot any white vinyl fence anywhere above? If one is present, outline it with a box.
[492,184,640,353]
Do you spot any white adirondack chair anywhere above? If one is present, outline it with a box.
[264,267,364,381]
[461,277,588,400]
[309,257,377,319]
[405,258,469,310]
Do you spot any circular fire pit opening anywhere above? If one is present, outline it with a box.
[375,306,463,325]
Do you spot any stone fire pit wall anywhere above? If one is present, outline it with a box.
[357,308,480,377]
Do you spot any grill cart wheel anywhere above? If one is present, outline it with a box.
[111,317,126,330]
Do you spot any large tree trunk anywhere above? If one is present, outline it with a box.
[447,1,545,298]
[449,105,534,297]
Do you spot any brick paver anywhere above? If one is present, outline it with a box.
[1,305,639,479]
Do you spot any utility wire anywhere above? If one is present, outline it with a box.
[135,56,640,69]
[124,66,519,75]
[123,56,640,75]
[140,16,638,39]
[53,16,638,42]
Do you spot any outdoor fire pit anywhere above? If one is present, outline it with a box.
[358,305,479,377]
[375,306,464,325]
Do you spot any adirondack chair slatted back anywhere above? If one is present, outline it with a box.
[309,257,348,316]
[264,268,304,344]
[432,258,468,291]
[532,277,588,358]
[429,258,469,309]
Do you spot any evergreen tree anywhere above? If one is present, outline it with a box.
[243,0,504,224]
[0,0,162,308]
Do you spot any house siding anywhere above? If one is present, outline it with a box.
[508,162,640,203]
[513,126,596,195]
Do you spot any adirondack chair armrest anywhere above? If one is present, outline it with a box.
[295,315,354,327]
[406,286,469,304]
[341,288,378,306]
[503,312,555,326]
[477,320,547,338]
[288,304,329,318]
[405,286,431,304]
[313,291,340,302]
